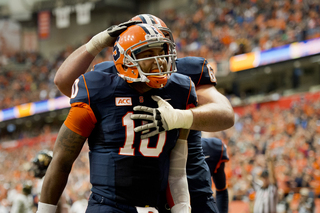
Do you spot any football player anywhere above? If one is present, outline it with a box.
[37,24,197,213]
[129,15,233,213]
[30,150,70,213]
[201,137,229,213]
[53,15,234,213]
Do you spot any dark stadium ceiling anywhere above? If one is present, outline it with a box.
[32,0,138,12]
[0,0,140,17]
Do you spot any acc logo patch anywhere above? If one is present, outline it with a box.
[115,97,132,106]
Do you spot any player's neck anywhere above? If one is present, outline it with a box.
[130,82,152,94]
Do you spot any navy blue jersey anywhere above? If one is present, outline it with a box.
[176,57,217,87]
[93,57,217,201]
[201,137,229,176]
[176,57,217,199]
[70,65,197,208]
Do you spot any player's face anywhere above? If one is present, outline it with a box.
[136,48,167,73]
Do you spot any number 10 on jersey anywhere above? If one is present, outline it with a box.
[119,112,166,157]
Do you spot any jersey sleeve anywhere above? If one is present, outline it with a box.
[70,71,117,105]
[68,71,117,136]
[163,73,198,110]
[70,75,89,105]
[91,61,118,74]
[64,102,97,137]
[202,137,229,174]
[176,57,217,86]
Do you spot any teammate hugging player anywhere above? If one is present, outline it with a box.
[53,15,234,213]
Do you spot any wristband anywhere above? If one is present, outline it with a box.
[85,30,109,56]
[37,202,57,213]
[171,203,191,213]
[174,109,193,129]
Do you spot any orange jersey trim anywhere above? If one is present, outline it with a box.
[195,59,206,86]
[214,143,230,173]
[166,182,175,208]
[64,102,97,137]
[81,74,91,106]
[216,184,228,192]
[186,78,197,109]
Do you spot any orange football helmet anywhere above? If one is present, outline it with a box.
[113,24,176,88]
[131,14,174,42]
[131,14,176,70]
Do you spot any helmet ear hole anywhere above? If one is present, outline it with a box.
[163,43,168,54]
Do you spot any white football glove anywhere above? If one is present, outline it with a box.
[131,96,193,139]
[86,20,141,56]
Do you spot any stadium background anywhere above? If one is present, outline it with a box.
[0,0,320,212]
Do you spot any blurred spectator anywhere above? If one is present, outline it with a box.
[69,190,89,213]
[0,199,10,213]
[10,181,33,213]
[30,150,70,213]
[241,148,278,213]
[296,187,316,213]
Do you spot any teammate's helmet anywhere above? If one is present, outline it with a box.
[131,14,174,42]
[30,150,53,178]
[113,23,176,88]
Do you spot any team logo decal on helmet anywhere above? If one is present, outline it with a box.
[131,14,174,42]
[113,23,177,88]
[131,14,177,69]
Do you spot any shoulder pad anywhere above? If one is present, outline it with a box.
[176,57,217,86]
[160,73,198,109]
[70,71,119,105]
[92,61,117,74]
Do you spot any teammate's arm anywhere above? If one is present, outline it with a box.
[54,20,141,97]
[131,88,234,139]
[192,84,234,132]
[37,124,87,213]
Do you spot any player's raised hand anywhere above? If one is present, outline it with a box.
[86,20,142,56]
[131,95,193,139]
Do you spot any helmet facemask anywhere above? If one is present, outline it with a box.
[117,29,177,88]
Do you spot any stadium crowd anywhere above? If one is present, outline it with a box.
[1,0,320,212]
[212,95,320,212]
[161,0,320,62]
[0,92,319,212]
[1,0,320,110]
